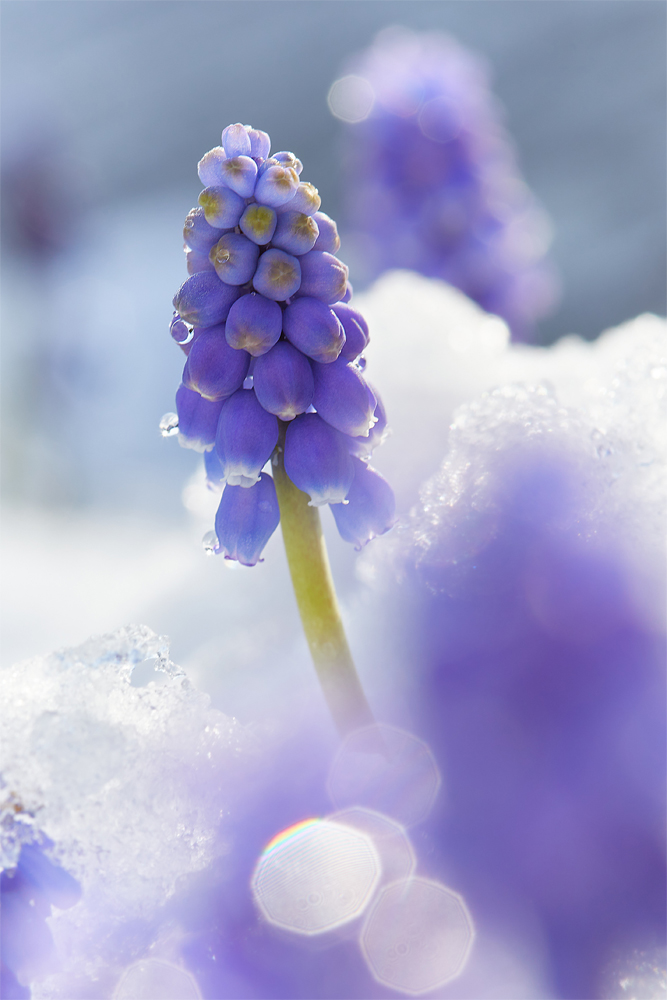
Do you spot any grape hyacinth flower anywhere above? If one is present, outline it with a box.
[330,28,559,342]
[163,123,396,734]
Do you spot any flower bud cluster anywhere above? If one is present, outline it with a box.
[166,124,395,565]
[334,29,559,342]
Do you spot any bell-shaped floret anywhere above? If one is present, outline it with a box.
[330,457,396,549]
[272,151,303,175]
[185,247,216,275]
[214,472,280,566]
[253,248,301,300]
[312,212,341,254]
[332,302,370,361]
[297,250,348,304]
[198,186,245,228]
[173,272,242,327]
[204,447,225,491]
[240,204,277,245]
[225,293,282,356]
[183,326,250,401]
[221,123,252,158]
[197,147,227,187]
[209,233,260,285]
[247,128,271,159]
[341,281,353,303]
[183,207,228,252]
[215,388,279,487]
[281,182,321,217]
[216,155,258,198]
[271,211,319,256]
[345,387,388,458]
[312,356,376,437]
[284,413,353,506]
[283,297,345,363]
[254,165,300,208]
[176,383,223,452]
[253,341,314,420]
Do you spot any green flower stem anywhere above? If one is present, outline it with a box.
[272,426,376,737]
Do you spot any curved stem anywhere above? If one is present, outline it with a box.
[272,427,375,737]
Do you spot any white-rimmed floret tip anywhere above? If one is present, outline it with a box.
[166,123,395,561]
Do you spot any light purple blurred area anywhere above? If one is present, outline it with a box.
[0,1,665,677]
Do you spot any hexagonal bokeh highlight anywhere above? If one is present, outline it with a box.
[112,959,201,999]
[327,724,441,827]
[329,807,416,888]
[361,877,474,995]
[252,817,381,935]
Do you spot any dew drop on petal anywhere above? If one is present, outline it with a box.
[159,412,179,437]
[202,530,220,555]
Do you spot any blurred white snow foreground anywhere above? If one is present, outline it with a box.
[1,272,665,996]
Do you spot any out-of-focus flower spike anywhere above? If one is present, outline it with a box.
[271,211,319,256]
[175,383,223,452]
[254,165,300,208]
[297,250,348,303]
[312,212,341,254]
[209,233,260,285]
[284,413,353,506]
[221,123,252,158]
[312,356,377,437]
[183,326,250,401]
[253,248,301,300]
[240,204,277,245]
[283,297,345,363]
[215,388,279,487]
[225,292,283,356]
[332,302,369,361]
[247,128,271,159]
[214,472,280,565]
[331,457,396,548]
[198,186,245,228]
[253,341,314,420]
[173,272,242,327]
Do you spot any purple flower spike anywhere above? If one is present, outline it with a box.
[183,326,250,401]
[247,128,271,159]
[345,386,388,458]
[173,272,242,327]
[185,247,216,275]
[253,341,314,420]
[225,292,282,357]
[297,250,348,304]
[183,207,227,253]
[312,356,377,437]
[284,413,354,506]
[209,233,260,285]
[312,212,341,254]
[283,296,345,363]
[214,472,280,566]
[217,155,258,199]
[331,456,396,548]
[332,302,370,361]
[252,248,301,300]
[271,211,320,256]
[215,388,279,487]
[175,383,223,452]
[283,181,321,217]
[197,146,226,187]
[254,164,300,208]
[198,185,245,229]
[240,204,277,246]
[221,123,252,158]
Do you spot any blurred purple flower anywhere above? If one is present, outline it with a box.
[331,28,559,342]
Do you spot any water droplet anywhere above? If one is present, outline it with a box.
[243,375,254,390]
[159,413,179,437]
[202,530,220,555]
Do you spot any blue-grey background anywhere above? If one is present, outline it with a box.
[0,0,665,672]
